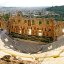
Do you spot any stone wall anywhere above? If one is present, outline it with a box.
[0,12,64,41]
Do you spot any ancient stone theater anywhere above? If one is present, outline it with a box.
[0,12,64,42]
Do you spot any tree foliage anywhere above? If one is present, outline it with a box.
[3,13,10,21]
[46,6,64,21]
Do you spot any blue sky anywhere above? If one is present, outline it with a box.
[0,0,64,7]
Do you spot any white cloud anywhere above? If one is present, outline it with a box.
[0,0,64,7]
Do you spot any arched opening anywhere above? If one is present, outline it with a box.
[28,29,31,35]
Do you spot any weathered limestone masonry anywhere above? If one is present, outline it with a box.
[0,16,6,30]
[7,12,64,41]
[0,12,64,41]
[1,42,64,64]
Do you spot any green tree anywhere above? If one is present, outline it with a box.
[3,13,10,21]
